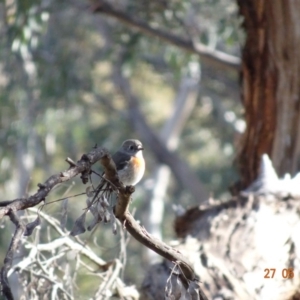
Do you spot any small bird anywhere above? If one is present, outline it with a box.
[110,139,145,186]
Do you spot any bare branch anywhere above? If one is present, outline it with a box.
[91,0,240,72]
[0,211,26,300]
[113,199,208,299]
[18,269,74,300]
[0,147,108,218]
[95,259,123,299]
[0,145,208,299]
[99,146,208,298]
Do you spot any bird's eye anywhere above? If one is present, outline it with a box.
[130,145,134,150]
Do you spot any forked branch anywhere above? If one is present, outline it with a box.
[0,146,208,300]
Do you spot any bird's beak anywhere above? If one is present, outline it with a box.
[138,147,144,151]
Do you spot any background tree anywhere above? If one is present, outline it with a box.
[236,0,300,188]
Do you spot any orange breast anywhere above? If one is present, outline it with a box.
[131,156,145,170]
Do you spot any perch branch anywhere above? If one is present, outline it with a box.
[0,146,207,299]
[102,155,208,299]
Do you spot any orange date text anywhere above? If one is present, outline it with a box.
[264,268,294,279]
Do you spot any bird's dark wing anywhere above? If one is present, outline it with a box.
[112,151,131,171]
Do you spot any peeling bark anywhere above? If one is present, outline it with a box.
[236,0,300,188]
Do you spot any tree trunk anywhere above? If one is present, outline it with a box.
[236,0,300,189]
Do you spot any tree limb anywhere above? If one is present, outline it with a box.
[0,147,108,218]
[98,149,208,298]
[0,145,208,299]
[91,0,240,72]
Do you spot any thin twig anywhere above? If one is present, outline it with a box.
[20,268,73,300]
[0,147,108,218]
